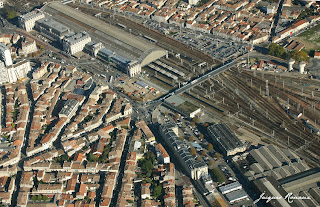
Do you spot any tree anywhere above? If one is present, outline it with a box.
[197,156,203,161]
[38,195,42,200]
[203,122,209,127]
[164,111,169,117]
[190,122,196,128]
[87,153,97,162]
[210,168,226,183]
[189,136,195,141]
[179,136,185,141]
[141,160,153,176]
[152,184,162,198]
[174,113,180,120]
[199,134,204,140]
[208,160,215,167]
[43,195,48,201]
[31,195,37,201]
[5,9,16,20]
[190,147,197,156]
[214,152,220,160]
[192,117,199,123]
[207,143,214,151]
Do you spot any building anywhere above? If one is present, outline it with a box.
[241,144,310,181]
[18,10,45,32]
[156,143,170,164]
[253,169,320,207]
[62,32,92,55]
[6,60,31,83]
[0,42,12,66]
[225,189,249,204]
[159,123,208,180]
[207,123,247,156]
[164,95,201,118]
[97,48,141,77]
[45,2,167,75]
[84,42,104,57]
[59,99,79,118]
[21,38,37,56]
[35,18,73,42]
[189,0,200,5]
[219,181,242,194]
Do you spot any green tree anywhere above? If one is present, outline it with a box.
[152,185,162,198]
[38,195,42,200]
[189,136,195,142]
[6,9,16,20]
[87,153,97,162]
[43,195,48,201]
[31,195,37,201]
[210,168,226,183]
[141,160,153,175]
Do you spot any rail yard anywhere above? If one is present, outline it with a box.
[66,3,320,167]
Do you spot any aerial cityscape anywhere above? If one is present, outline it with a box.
[0,0,319,206]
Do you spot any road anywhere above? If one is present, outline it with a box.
[270,0,286,41]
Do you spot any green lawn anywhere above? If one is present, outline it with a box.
[297,24,320,43]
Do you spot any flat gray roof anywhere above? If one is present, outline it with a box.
[36,18,72,36]
[208,123,245,153]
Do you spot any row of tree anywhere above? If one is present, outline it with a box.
[268,43,309,62]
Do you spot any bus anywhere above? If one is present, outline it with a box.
[101,74,106,78]
[108,76,113,83]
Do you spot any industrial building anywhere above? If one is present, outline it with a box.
[254,168,320,207]
[159,123,208,180]
[242,144,310,181]
[225,189,249,204]
[207,123,247,156]
[0,42,12,66]
[18,10,45,32]
[219,181,242,194]
[62,32,92,55]
[44,2,167,77]
[35,18,73,42]
[164,95,201,118]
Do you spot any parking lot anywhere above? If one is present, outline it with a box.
[117,78,163,102]
[144,20,248,61]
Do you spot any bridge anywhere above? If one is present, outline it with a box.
[145,54,244,105]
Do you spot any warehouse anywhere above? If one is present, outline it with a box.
[219,181,242,194]
[207,123,246,156]
[225,189,248,204]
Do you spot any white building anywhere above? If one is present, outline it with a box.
[62,32,91,55]
[18,10,45,32]
[127,60,141,77]
[189,0,200,5]
[6,60,31,83]
[0,62,7,84]
[0,42,12,66]
[0,0,4,8]
[21,39,37,56]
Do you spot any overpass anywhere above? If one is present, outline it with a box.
[146,55,243,105]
